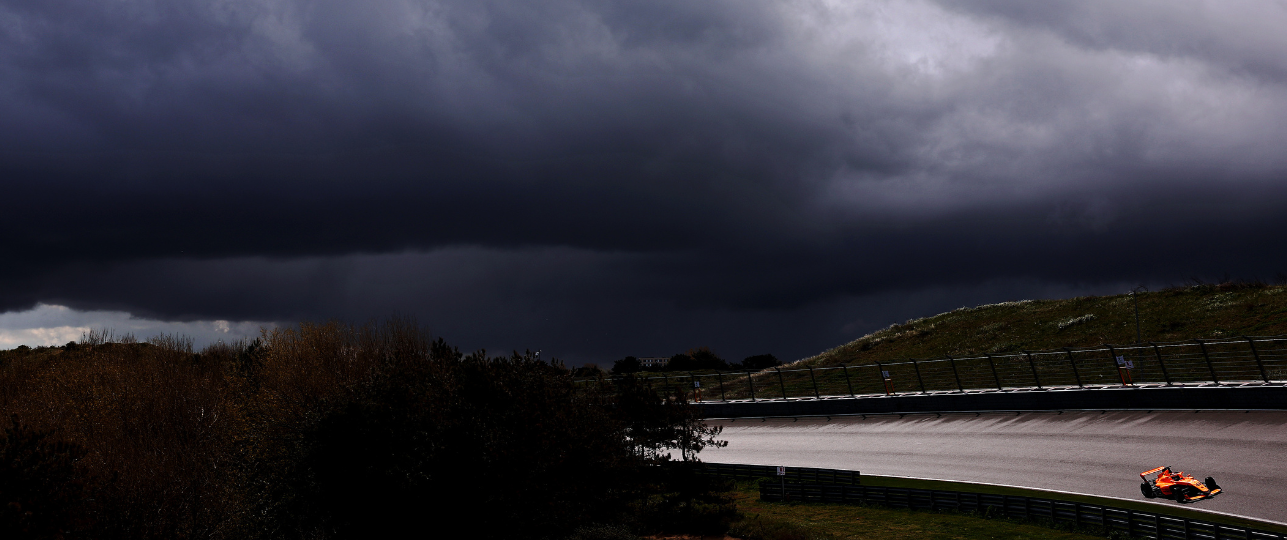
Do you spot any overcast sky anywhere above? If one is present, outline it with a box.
[4,0,1287,363]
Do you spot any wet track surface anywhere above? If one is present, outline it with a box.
[702,410,1287,523]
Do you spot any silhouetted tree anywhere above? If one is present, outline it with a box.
[666,347,728,371]
[275,336,724,540]
[741,354,780,370]
[612,356,641,374]
[571,363,606,378]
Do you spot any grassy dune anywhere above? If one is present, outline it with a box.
[798,282,1287,369]
[649,282,1287,401]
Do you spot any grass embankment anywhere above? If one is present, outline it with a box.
[804,282,1287,368]
[726,480,1101,540]
[724,475,1287,539]
[689,282,1287,400]
[859,476,1287,536]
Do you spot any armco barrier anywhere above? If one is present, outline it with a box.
[699,462,861,485]
[757,482,1285,540]
[699,463,1285,540]
[693,384,1287,418]
[583,336,1287,406]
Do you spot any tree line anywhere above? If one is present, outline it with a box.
[0,321,733,540]
[607,347,782,374]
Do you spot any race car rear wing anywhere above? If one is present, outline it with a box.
[1140,466,1169,479]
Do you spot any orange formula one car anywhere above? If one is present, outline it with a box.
[1139,466,1222,502]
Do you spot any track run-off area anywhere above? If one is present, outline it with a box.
[700,409,1287,524]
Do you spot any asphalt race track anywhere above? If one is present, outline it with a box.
[701,410,1287,524]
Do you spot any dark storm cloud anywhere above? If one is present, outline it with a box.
[4,0,1287,361]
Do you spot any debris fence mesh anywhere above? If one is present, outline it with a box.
[578,336,1287,402]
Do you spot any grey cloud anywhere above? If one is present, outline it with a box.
[0,248,1146,361]
[936,0,1287,83]
[3,0,1287,359]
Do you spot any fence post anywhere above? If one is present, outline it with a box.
[746,371,756,401]
[1063,348,1083,388]
[1151,342,1172,385]
[1023,351,1042,389]
[717,372,727,401]
[947,355,964,392]
[807,365,821,399]
[1245,336,1270,383]
[663,373,671,397]
[1196,339,1220,385]
[775,367,788,399]
[912,360,927,393]
[841,363,854,397]
[985,353,1003,390]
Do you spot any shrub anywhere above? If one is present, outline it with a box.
[0,415,91,539]
[612,356,641,374]
[255,325,725,540]
[742,354,781,370]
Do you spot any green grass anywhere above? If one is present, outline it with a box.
[722,475,1287,539]
[725,480,1104,540]
[660,282,1287,400]
[858,475,1287,536]
[804,282,1287,368]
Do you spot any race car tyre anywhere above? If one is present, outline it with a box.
[1141,482,1156,498]
[1205,477,1219,490]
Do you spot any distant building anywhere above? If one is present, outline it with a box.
[638,357,669,369]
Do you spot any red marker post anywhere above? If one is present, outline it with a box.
[1116,356,1135,386]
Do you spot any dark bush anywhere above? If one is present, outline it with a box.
[742,354,781,370]
[0,415,91,539]
[612,356,641,374]
[572,363,607,378]
[638,462,739,535]
[666,348,728,371]
[270,333,724,540]
[563,523,640,540]
[0,321,729,539]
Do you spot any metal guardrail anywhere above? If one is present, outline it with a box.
[697,463,1285,540]
[699,462,861,485]
[759,482,1283,540]
[584,336,1287,402]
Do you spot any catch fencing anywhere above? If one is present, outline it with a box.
[698,463,1285,540]
[593,336,1287,402]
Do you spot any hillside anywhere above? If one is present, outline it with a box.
[796,281,1287,369]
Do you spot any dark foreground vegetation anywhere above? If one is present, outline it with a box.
[0,320,732,540]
